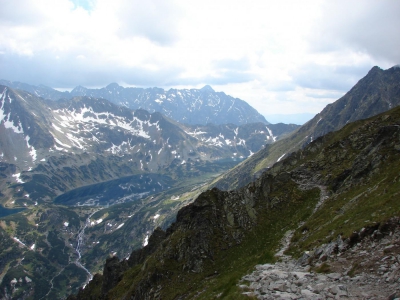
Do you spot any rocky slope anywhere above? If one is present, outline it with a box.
[0,80,269,126]
[67,101,400,299]
[241,218,400,299]
[213,65,400,191]
[0,86,296,207]
[0,85,298,299]
[70,84,269,126]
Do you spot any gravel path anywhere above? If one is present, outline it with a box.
[239,219,400,299]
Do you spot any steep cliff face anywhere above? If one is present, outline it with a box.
[68,105,400,299]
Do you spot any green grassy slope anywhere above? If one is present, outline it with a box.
[212,66,400,191]
[70,106,400,300]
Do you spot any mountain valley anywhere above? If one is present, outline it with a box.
[0,83,297,299]
[0,86,296,207]
[0,65,399,300]
[69,100,400,300]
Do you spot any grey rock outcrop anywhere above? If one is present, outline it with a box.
[241,218,400,299]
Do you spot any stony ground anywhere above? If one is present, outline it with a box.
[239,223,400,299]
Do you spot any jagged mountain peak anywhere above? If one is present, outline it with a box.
[308,64,400,137]
[1,80,269,126]
[1,87,296,206]
[105,82,121,90]
[68,104,400,300]
[0,86,55,169]
[212,65,400,190]
[200,84,214,92]
[71,85,88,94]
[368,65,382,73]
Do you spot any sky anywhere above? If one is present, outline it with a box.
[0,0,399,123]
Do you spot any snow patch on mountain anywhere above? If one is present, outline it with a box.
[277,153,286,162]
[143,234,149,247]
[25,136,37,162]
[90,218,103,226]
[0,95,24,134]
[12,173,24,183]
[54,106,153,139]
[266,126,276,141]
[13,237,27,247]
[53,137,71,149]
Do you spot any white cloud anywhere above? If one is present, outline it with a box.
[310,0,400,63]
[0,0,399,117]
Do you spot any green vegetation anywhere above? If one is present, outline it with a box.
[286,110,400,257]
[0,205,86,299]
[74,106,400,299]
[189,190,319,299]
[105,186,320,299]
[0,155,240,300]
[3,69,400,299]
[313,262,331,274]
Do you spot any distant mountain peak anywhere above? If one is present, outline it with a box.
[106,82,121,90]
[65,83,266,125]
[1,81,268,125]
[368,65,383,74]
[201,85,214,92]
[213,64,400,191]
[71,85,88,93]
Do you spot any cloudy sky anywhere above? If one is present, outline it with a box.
[0,0,399,122]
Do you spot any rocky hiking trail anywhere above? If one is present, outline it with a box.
[240,224,400,299]
[239,186,400,299]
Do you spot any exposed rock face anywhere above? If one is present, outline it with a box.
[69,171,317,299]
[68,104,400,299]
[242,218,400,299]
[126,227,167,268]
[301,65,400,142]
[0,80,269,126]
[102,256,126,296]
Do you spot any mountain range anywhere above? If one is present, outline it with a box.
[0,86,296,208]
[64,65,400,299]
[68,90,400,300]
[0,83,296,299]
[0,65,399,300]
[213,65,400,190]
[0,80,268,126]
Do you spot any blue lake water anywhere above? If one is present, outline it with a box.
[0,205,25,217]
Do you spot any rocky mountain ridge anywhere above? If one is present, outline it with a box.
[0,85,297,299]
[0,80,269,126]
[0,86,297,207]
[212,65,400,191]
[1,65,399,300]
[67,101,400,299]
